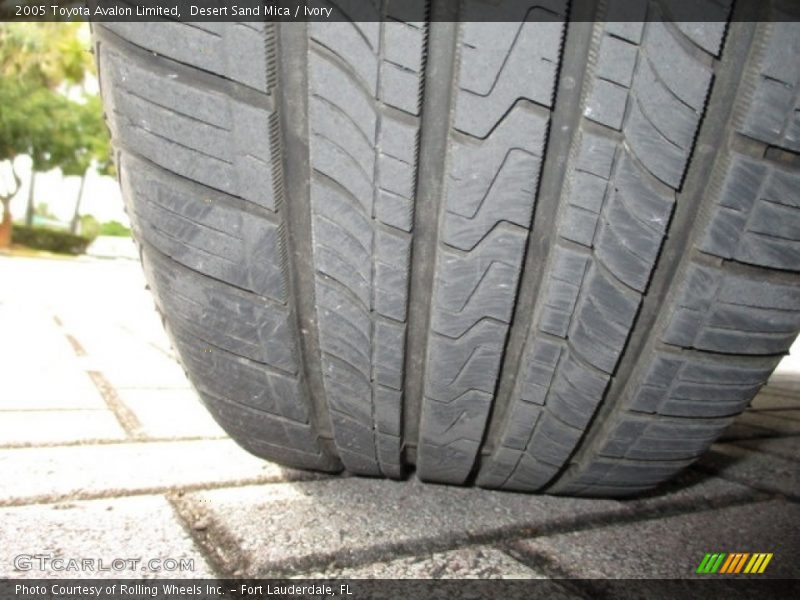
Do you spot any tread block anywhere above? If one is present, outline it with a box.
[121,155,286,301]
[100,46,276,211]
[566,267,640,373]
[177,346,338,471]
[433,230,527,338]
[101,22,272,92]
[374,230,411,321]
[374,385,402,437]
[670,0,730,57]
[600,421,727,461]
[425,320,509,403]
[628,351,780,418]
[373,318,406,389]
[175,326,305,424]
[456,11,564,137]
[741,21,800,153]
[585,21,713,187]
[376,113,418,231]
[310,20,380,94]
[663,263,800,355]
[141,246,297,374]
[701,155,800,271]
[443,105,547,247]
[556,457,694,495]
[379,20,426,114]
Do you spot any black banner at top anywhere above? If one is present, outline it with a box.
[1,0,799,23]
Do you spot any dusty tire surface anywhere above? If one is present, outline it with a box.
[96,0,800,496]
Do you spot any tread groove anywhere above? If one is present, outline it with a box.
[403,10,460,461]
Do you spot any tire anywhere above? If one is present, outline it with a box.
[95,1,800,497]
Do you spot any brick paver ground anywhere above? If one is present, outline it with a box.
[2,255,799,583]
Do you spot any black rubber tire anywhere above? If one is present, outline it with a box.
[95,1,800,497]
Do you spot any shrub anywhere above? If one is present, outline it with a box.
[12,224,94,255]
[98,220,131,237]
[79,214,100,239]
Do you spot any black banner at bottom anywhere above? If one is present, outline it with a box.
[3,579,799,600]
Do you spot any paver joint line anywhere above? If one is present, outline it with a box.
[87,370,145,439]
[167,492,247,578]
[64,333,87,357]
[0,476,332,509]
[0,434,229,450]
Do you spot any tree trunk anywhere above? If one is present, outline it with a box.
[0,160,22,247]
[24,170,36,227]
[70,172,87,234]
[0,197,11,249]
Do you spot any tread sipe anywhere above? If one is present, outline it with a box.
[96,0,800,497]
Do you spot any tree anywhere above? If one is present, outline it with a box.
[0,77,39,245]
[59,94,113,234]
[0,23,97,247]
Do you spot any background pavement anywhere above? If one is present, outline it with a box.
[1,254,799,584]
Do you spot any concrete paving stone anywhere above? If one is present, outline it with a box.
[86,347,193,391]
[57,314,182,381]
[1,257,152,336]
[765,374,800,395]
[117,389,226,439]
[113,304,178,359]
[0,495,215,579]
[0,439,322,505]
[750,390,800,411]
[718,420,776,442]
[68,317,166,358]
[302,546,547,579]
[0,300,70,363]
[735,411,800,435]
[625,467,760,510]
[730,436,800,463]
[0,303,106,411]
[68,322,177,371]
[4,257,189,392]
[186,472,754,577]
[9,325,69,358]
[0,410,126,446]
[698,443,800,500]
[63,320,190,392]
[0,366,107,411]
[749,409,800,423]
[513,499,800,579]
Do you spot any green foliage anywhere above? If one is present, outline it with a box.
[78,214,99,238]
[12,223,93,255]
[98,220,131,237]
[40,90,110,177]
[34,202,56,220]
[76,215,131,238]
[0,23,110,203]
[0,23,90,88]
